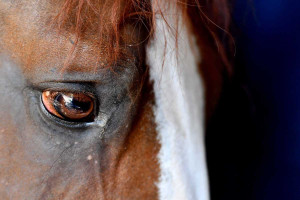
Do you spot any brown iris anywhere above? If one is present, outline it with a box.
[42,91,94,121]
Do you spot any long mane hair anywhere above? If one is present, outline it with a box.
[54,0,233,73]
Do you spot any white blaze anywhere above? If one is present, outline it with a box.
[147,2,210,200]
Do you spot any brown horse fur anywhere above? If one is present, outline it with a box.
[0,0,232,199]
[53,0,233,118]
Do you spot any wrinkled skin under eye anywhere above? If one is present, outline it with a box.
[42,91,95,122]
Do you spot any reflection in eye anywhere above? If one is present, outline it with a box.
[42,91,95,122]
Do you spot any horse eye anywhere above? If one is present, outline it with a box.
[41,90,95,122]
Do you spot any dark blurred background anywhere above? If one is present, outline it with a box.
[206,0,300,199]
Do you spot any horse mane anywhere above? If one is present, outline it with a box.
[54,0,233,74]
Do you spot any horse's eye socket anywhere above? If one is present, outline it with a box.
[42,91,95,122]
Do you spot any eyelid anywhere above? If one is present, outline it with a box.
[31,82,97,96]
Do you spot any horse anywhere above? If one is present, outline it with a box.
[0,0,231,199]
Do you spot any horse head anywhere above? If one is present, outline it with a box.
[0,0,231,199]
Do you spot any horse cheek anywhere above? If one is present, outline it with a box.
[0,57,43,199]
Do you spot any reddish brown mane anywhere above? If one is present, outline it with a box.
[54,0,232,72]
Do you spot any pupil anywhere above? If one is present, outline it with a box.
[65,98,91,113]
[54,93,92,114]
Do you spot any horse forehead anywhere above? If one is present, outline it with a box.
[0,0,129,75]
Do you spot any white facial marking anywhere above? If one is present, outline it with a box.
[147,2,210,200]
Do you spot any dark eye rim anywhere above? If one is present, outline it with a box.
[39,95,98,129]
[34,83,100,128]
[42,91,97,122]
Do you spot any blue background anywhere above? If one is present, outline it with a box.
[234,0,300,199]
[206,1,300,199]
